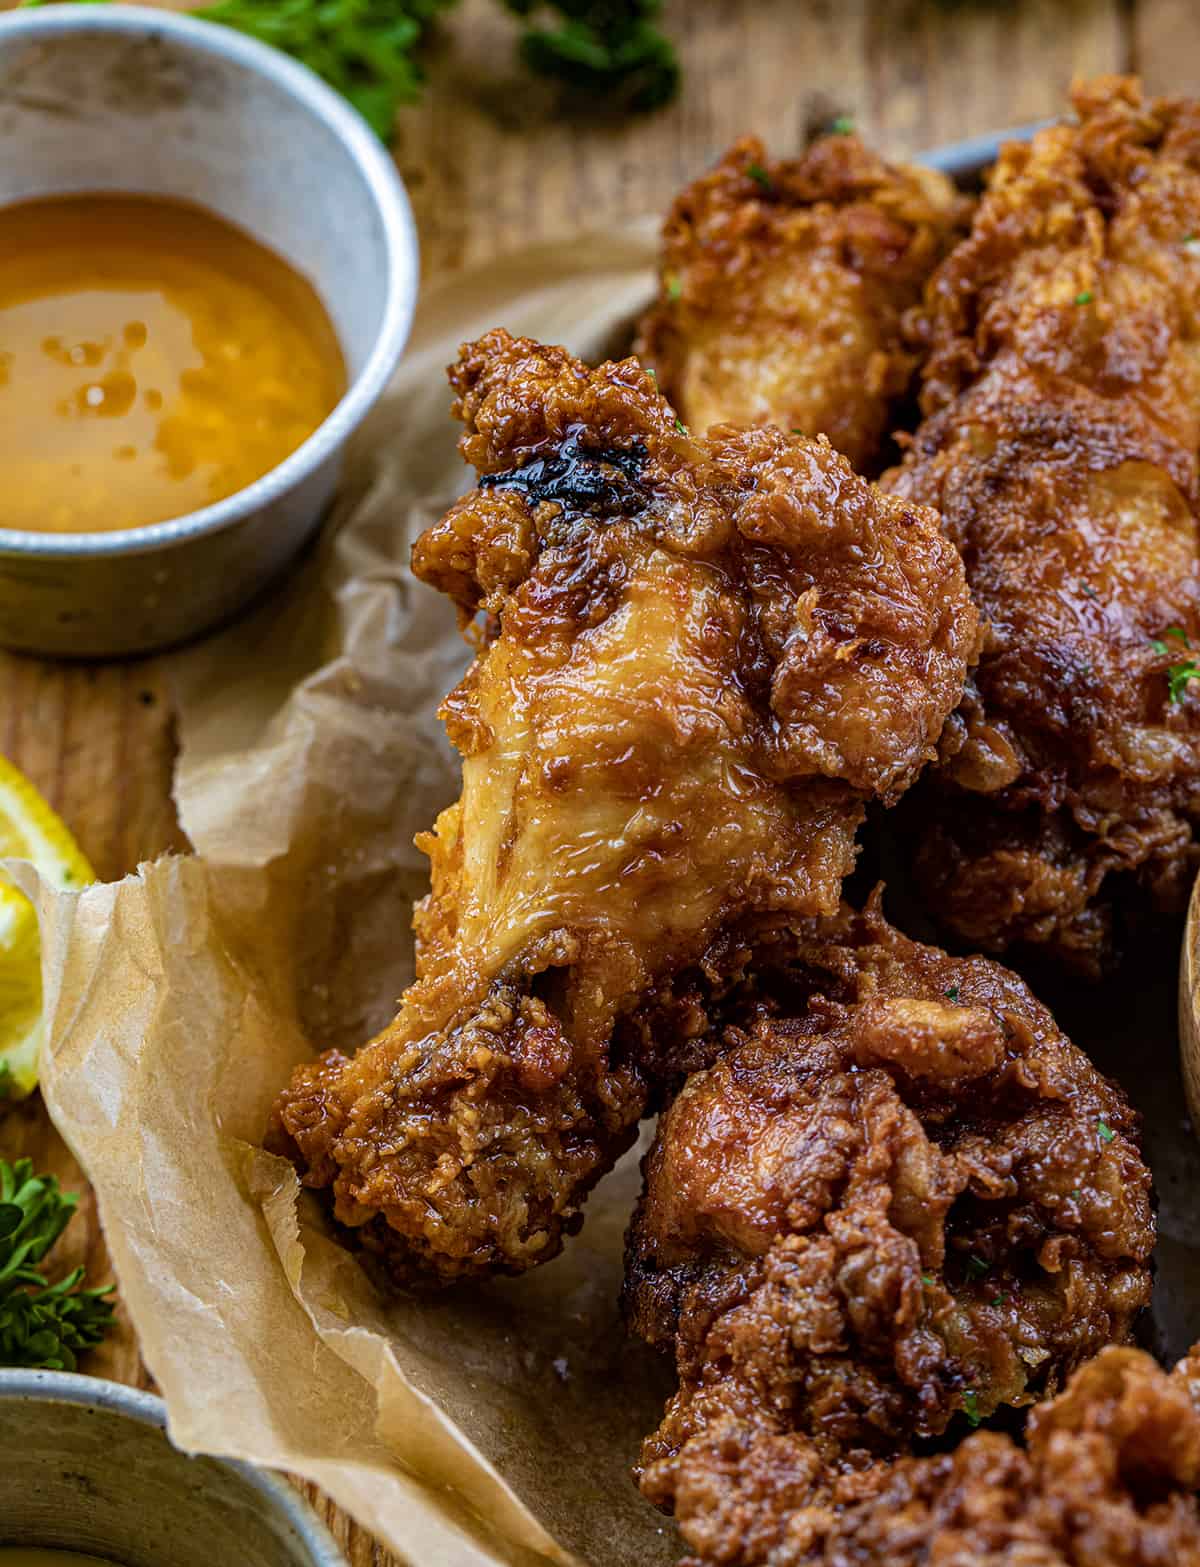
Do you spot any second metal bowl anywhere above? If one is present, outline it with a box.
[0,1370,347,1566]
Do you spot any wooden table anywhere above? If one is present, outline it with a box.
[2,0,1196,1559]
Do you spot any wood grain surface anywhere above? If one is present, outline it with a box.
[0,2,1193,1561]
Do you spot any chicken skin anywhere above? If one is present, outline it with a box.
[625,899,1153,1518]
[667,1345,1200,1567]
[271,332,978,1286]
[885,78,1200,971]
[635,133,969,474]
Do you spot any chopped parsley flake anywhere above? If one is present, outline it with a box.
[1080,583,1099,599]
[746,162,773,192]
[944,984,959,1002]
[962,1390,981,1427]
[921,1274,935,1287]
[965,1254,990,1280]
[1074,289,1094,305]
[992,1293,1007,1307]
[1169,661,1200,703]
[1097,1118,1116,1144]
[830,114,854,135]
[666,274,683,301]
[674,417,689,435]
[1151,633,1197,699]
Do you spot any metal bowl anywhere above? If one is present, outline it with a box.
[0,4,419,658]
[0,1370,347,1566]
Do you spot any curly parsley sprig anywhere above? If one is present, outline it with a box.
[502,0,679,111]
[195,0,456,139]
[0,1158,115,1371]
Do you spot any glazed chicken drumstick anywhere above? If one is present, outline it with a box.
[271,330,978,1286]
[886,77,1200,970]
[636,132,969,473]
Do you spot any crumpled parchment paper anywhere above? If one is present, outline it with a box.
[16,212,1200,1567]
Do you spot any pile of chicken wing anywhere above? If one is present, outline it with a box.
[272,76,1200,1563]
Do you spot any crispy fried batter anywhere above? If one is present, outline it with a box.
[668,1345,1200,1567]
[885,78,1200,971]
[270,332,978,1286]
[625,898,1153,1516]
[635,133,969,474]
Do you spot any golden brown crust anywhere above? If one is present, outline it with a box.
[885,77,1200,970]
[625,898,1153,1514]
[636,133,969,473]
[270,331,978,1286]
[666,1346,1200,1567]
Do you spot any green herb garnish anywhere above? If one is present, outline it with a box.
[172,0,455,139]
[921,1274,935,1287]
[1074,289,1094,305]
[1152,627,1190,650]
[746,162,774,192]
[0,1159,115,1370]
[1169,661,1200,703]
[666,274,683,301]
[674,417,688,435]
[962,1390,981,1427]
[944,985,959,1002]
[1149,632,1197,699]
[829,114,854,135]
[965,1254,990,1279]
[503,0,679,112]
[1097,1119,1116,1144]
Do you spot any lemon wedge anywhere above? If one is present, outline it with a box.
[0,755,93,1098]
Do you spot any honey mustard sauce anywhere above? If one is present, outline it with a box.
[0,194,346,534]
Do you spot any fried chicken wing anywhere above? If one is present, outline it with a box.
[885,78,1200,970]
[270,332,978,1286]
[625,899,1153,1517]
[635,133,969,474]
[667,1345,1200,1566]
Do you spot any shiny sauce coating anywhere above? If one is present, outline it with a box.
[0,194,346,534]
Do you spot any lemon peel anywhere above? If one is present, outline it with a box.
[0,756,93,1097]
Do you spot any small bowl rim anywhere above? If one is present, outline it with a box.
[0,2,419,560]
[0,1367,348,1566]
